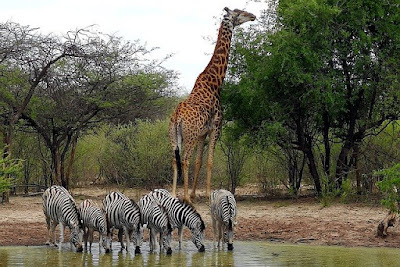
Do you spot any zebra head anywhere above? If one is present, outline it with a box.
[69,221,83,252]
[132,224,144,254]
[223,219,237,250]
[161,222,173,255]
[191,220,205,252]
[98,210,111,253]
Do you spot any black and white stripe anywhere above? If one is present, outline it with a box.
[102,191,142,254]
[210,189,237,250]
[138,193,173,254]
[79,199,110,253]
[149,189,205,252]
[42,185,83,252]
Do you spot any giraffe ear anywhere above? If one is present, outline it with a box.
[224,7,232,13]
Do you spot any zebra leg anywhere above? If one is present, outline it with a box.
[59,223,65,250]
[50,221,57,247]
[99,234,103,253]
[45,217,51,246]
[83,227,88,251]
[159,232,163,252]
[178,227,183,250]
[118,228,125,250]
[124,227,131,252]
[212,217,217,249]
[217,222,223,248]
[108,228,113,250]
[149,228,154,252]
[88,228,94,252]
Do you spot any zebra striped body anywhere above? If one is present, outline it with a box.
[149,189,205,252]
[139,194,173,254]
[42,185,83,252]
[210,189,237,250]
[103,191,142,254]
[79,199,110,253]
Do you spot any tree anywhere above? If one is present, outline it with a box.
[219,126,250,195]
[0,22,93,157]
[376,163,400,212]
[0,22,177,189]
[223,0,400,194]
[17,30,176,189]
[0,153,22,203]
[99,120,172,188]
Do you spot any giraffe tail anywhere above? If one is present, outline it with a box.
[175,147,182,181]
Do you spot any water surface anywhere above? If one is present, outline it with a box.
[1,241,399,266]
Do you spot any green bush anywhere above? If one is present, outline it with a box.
[99,120,171,188]
[0,155,23,194]
[376,163,400,212]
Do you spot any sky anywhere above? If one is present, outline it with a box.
[1,0,266,94]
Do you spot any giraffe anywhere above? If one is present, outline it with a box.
[169,7,256,202]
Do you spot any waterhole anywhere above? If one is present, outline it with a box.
[1,241,399,266]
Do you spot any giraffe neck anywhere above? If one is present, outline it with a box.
[193,18,233,96]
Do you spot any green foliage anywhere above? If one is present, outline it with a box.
[0,154,23,193]
[376,163,400,212]
[223,0,400,194]
[99,120,171,188]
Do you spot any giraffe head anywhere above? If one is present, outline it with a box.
[224,7,256,27]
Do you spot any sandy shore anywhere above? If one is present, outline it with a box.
[1,187,399,248]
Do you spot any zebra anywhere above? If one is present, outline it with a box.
[138,193,173,254]
[149,189,205,252]
[78,199,111,253]
[102,191,142,254]
[42,185,83,252]
[210,189,237,250]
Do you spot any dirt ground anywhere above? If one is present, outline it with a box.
[1,186,400,248]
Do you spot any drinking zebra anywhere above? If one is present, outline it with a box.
[138,193,173,254]
[149,189,205,252]
[42,185,83,252]
[79,199,111,253]
[210,189,237,250]
[102,191,142,254]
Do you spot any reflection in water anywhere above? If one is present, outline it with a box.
[2,241,400,266]
[207,249,234,267]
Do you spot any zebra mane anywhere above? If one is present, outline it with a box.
[69,198,83,228]
[178,198,197,210]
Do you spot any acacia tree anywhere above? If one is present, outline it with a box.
[223,0,400,194]
[0,23,177,189]
[0,22,93,157]
[19,30,176,189]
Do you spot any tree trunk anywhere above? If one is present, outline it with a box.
[51,147,61,186]
[65,136,78,189]
[322,110,331,178]
[335,143,351,189]
[305,148,322,195]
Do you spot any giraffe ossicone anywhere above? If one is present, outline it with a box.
[169,7,256,202]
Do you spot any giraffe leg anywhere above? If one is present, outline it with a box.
[191,135,206,201]
[182,142,196,203]
[206,130,220,199]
